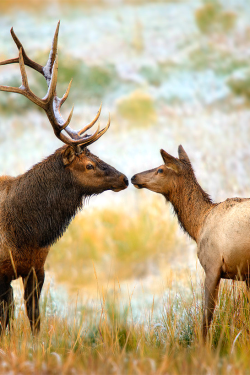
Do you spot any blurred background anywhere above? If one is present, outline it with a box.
[0,0,250,322]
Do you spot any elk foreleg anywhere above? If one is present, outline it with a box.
[23,268,44,334]
[203,272,221,340]
[0,280,14,334]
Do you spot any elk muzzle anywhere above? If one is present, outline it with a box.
[131,174,144,189]
[131,168,159,191]
[112,174,129,192]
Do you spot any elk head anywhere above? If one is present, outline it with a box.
[0,22,128,194]
[131,145,191,196]
[62,146,128,194]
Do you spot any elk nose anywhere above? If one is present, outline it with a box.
[131,175,136,183]
[123,176,129,186]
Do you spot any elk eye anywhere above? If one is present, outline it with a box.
[158,169,163,174]
[86,164,94,170]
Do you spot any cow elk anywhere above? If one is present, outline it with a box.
[0,22,128,334]
[131,145,250,339]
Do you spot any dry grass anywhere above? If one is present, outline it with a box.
[1,276,250,374]
[22,201,249,374]
[47,198,181,289]
[0,1,250,372]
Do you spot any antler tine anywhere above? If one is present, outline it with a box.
[60,123,101,146]
[78,103,102,136]
[95,114,111,140]
[42,56,73,135]
[18,48,45,108]
[11,27,44,75]
[60,114,110,147]
[82,116,111,147]
[43,21,60,86]
[64,103,102,140]
[0,22,111,151]
[0,47,45,108]
[73,114,111,148]
[60,78,73,107]
[0,27,44,75]
[0,84,23,95]
[44,54,58,102]
[0,23,70,136]
[0,22,60,83]
[60,106,74,131]
[0,57,19,66]
[19,47,29,88]
[0,47,28,94]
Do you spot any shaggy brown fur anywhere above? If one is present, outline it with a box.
[0,145,128,333]
[0,21,129,334]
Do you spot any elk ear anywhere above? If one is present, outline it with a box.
[160,149,181,173]
[62,146,76,166]
[178,145,191,163]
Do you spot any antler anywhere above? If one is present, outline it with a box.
[0,21,110,151]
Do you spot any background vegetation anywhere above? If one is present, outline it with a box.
[0,0,250,373]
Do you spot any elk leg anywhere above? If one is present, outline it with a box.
[0,280,14,334]
[203,273,221,340]
[245,278,250,302]
[23,268,44,334]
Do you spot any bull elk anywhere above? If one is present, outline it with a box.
[0,22,128,334]
[131,145,250,339]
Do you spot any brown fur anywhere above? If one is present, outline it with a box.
[0,22,129,334]
[0,145,128,333]
[162,159,213,241]
[131,145,250,339]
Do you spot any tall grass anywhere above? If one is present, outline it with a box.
[32,200,250,373]
[1,275,250,374]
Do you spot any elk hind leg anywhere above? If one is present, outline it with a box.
[203,272,221,340]
[23,268,44,334]
[0,280,14,334]
[245,278,250,302]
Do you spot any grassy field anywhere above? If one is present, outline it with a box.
[2,276,250,374]
[4,199,250,375]
[47,197,182,288]
[0,0,250,373]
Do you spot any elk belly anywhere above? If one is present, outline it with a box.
[199,199,250,278]
[217,212,250,279]
[220,240,250,280]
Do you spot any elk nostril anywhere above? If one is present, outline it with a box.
[131,175,136,182]
[124,176,129,186]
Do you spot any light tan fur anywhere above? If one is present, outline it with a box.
[131,145,250,339]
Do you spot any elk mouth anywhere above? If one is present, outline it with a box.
[131,175,144,189]
[133,183,144,189]
[111,185,128,192]
[112,187,124,192]
[111,176,129,192]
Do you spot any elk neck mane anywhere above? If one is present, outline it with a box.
[165,160,213,241]
[3,147,91,249]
